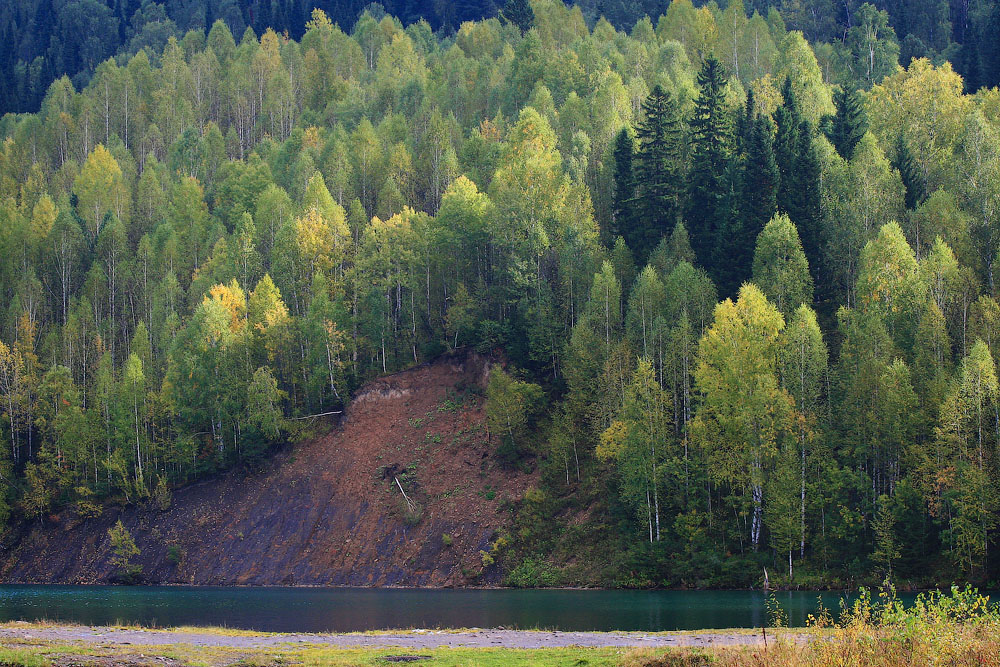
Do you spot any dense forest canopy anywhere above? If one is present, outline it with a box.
[3,0,1000,116]
[1,0,1000,588]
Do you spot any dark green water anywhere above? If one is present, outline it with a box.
[0,586,921,632]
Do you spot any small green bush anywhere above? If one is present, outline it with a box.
[505,558,559,587]
[166,544,183,565]
[153,477,172,511]
[401,501,423,527]
[108,519,142,583]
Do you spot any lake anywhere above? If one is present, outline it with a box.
[0,586,919,632]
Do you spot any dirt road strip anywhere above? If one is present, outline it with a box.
[0,624,795,649]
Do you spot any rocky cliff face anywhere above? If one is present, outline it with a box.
[1,354,534,586]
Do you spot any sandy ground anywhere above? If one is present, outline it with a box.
[0,623,791,650]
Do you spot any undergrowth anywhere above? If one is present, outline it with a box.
[665,583,1000,667]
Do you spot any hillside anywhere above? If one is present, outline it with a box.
[0,354,534,585]
[3,0,1000,590]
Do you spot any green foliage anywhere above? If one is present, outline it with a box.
[846,4,901,89]
[486,367,544,463]
[693,284,792,552]
[401,500,424,527]
[752,214,814,318]
[505,557,559,587]
[108,519,141,582]
[871,494,900,577]
[498,0,535,35]
[0,0,997,592]
[827,86,868,160]
[153,477,172,512]
[598,359,673,543]
[687,56,734,291]
[630,85,684,265]
[164,544,182,566]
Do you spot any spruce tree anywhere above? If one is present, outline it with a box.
[736,113,779,284]
[775,79,823,287]
[791,120,824,285]
[612,127,637,246]
[499,0,535,34]
[960,30,983,93]
[633,84,684,264]
[686,56,732,289]
[774,77,801,218]
[828,87,868,161]
[893,134,925,211]
[737,88,756,156]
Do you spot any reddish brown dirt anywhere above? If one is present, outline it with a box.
[1,353,535,586]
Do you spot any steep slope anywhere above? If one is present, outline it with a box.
[1,353,534,586]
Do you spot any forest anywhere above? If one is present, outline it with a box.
[3,0,1000,116]
[1,0,1000,588]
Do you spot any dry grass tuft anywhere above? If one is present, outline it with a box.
[627,584,1000,667]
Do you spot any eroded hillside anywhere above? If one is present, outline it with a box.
[1,354,534,586]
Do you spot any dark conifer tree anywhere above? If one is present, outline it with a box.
[686,56,732,288]
[633,84,683,264]
[979,2,1000,89]
[828,86,868,160]
[0,22,14,113]
[791,120,824,284]
[499,0,534,34]
[893,134,926,211]
[775,79,825,287]
[205,0,217,33]
[737,113,779,277]
[115,0,128,43]
[737,88,755,156]
[959,32,982,93]
[612,126,637,246]
[774,77,801,217]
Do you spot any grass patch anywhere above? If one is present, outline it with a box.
[0,648,50,667]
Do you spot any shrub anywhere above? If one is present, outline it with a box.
[166,544,183,565]
[401,500,423,526]
[505,558,559,587]
[420,339,447,360]
[108,519,142,583]
[153,477,172,511]
[73,486,102,520]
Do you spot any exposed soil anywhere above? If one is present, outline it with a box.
[0,353,535,586]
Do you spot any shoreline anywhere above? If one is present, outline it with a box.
[0,622,804,648]
[0,581,943,592]
[2,616,995,666]
[0,625,793,667]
